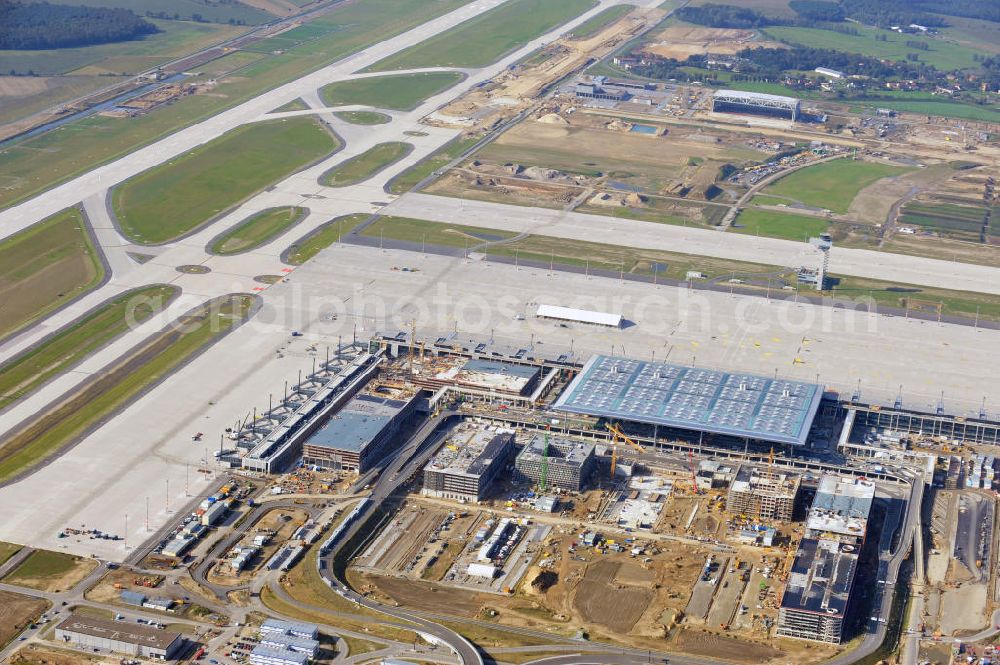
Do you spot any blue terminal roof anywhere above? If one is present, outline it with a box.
[552,355,824,446]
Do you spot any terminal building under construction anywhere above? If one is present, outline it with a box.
[514,434,597,492]
[725,465,801,522]
[422,425,516,503]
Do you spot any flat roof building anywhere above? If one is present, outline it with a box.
[726,465,800,522]
[712,89,800,121]
[302,394,416,473]
[259,634,319,657]
[260,619,319,640]
[805,476,875,544]
[777,538,858,643]
[422,425,516,502]
[514,434,596,492]
[249,646,310,665]
[554,355,823,447]
[55,614,182,660]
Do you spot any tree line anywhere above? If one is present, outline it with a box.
[0,0,159,50]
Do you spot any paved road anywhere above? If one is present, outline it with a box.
[384,194,1000,296]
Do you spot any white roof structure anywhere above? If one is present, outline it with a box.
[536,304,622,328]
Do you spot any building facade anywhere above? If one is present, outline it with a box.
[726,465,800,522]
[55,614,182,660]
[422,428,515,502]
[514,434,596,491]
[302,394,417,472]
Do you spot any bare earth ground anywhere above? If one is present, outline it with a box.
[0,590,49,647]
[848,162,950,225]
[643,25,785,60]
[938,584,987,635]
[11,645,111,665]
[573,560,653,633]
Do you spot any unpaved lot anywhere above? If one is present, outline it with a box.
[0,590,49,647]
[573,560,654,633]
[643,25,785,60]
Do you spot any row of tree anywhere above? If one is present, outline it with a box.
[0,0,159,50]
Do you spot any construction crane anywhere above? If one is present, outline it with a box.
[408,319,416,376]
[687,449,700,495]
[606,423,644,479]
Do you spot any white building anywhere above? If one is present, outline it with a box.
[815,67,845,79]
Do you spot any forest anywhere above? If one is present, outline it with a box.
[0,0,159,50]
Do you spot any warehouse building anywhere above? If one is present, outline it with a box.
[553,355,823,448]
[712,89,800,121]
[514,434,596,491]
[301,394,417,472]
[55,614,182,660]
[726,465,801,522]
[777,537,858,643]
[422,425,516,502]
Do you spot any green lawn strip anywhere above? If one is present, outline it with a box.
[567,4,633,39]
[333,111,392,125]
[360,216,518,248]
[762,159,911,214]
[0,542,22,567]
[750,194,795,207]
[0,295,255,484]
[4,550,80,583]
[827,275,1000,322]
[272,98,310,113]
[209,207,308,255]
[388,134,481,194]
[851,99,1000,123]
[319,71,464,111]
[113,118,336,244]
[576,196,728,228]
[0,285,179,410]
[730,208,829,242]
[762,24,980,72]
[0,207,105,342]
[319,143,413,187]
[0,0,472,211]
[366,0,596,70]
[285,214,369,265]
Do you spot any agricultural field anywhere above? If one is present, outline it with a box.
[333,110,391,125]
[366,0,596,71]
[0,75,124,128]
[0,207,105,342]
[730,208,828,241]
[0,0,471,211]
[319,142,412,187]
[0,285,179,410]
[388,134,482,194]
[762,24,981,72]
[0,590,48,648]
[2,550,97,593]
[0,294,255,484]
[319,71,464,111]
[284,214,368,265]
[209,207,308,255]
[113,117,336,243]
[898,202,988,242]
[762,159,912,214]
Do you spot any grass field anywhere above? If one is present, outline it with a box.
[0,0,471,211]
[16,0,273,25]
[366,0,596,70]
[0,542,21,567]
[853,99,1000,123]
[319,142,412,187]
[0,295,255,484]
[113,118,336,244]
[568,4,634,39]
[0,285,178,410]
[271,98,309,113]
[209,207,307,255]
[333,110,391,125]
[763,24,980,72]
[730,208,828,241]
[3,550,96,592]
[388,134,481,194]
[319,71,464,111]
[0,207,105,342]
[762,159,910,214]
[285,213,368,265]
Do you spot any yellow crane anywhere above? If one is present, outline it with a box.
[606,423,644,478]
